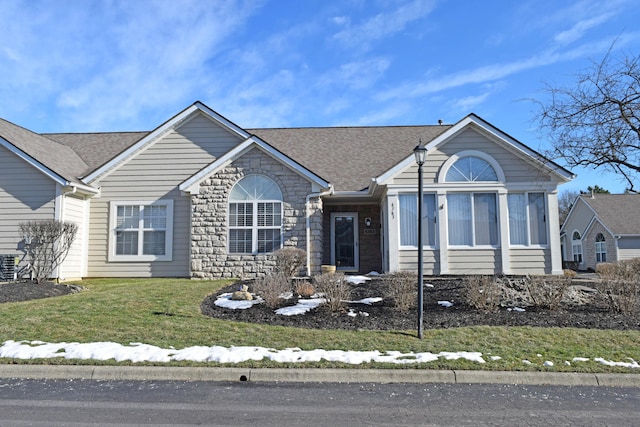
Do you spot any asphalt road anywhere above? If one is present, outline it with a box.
[0,378,638,426]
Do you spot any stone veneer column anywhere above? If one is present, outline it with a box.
[190,148,314,279]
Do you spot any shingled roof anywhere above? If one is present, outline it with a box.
[0,118,89,183]
[249,125,452,191]
[581,194,640,235]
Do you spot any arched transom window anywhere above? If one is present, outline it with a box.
[445,156,498,182]
[228,175,283,254]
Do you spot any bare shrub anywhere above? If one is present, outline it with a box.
[383,271,416,312]
[601,280,639,315]
[18,220,78,284]
[314,272,351,312]
[524,276,571,310]
[295,281,315,298]
[462,275,501,312]
[274,247,307,277]
[252,273,291,308]
[597,258,640,282]
[563,269,577,278]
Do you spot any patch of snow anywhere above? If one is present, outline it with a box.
[594,357,640,369]
[572,357,590,362]
[347,309,370,318]
[425,283,434,288]
[0,341,487,365]
[490,355,502,361]
[543,361,554,367]
[367,271,381,276]
[564,361,571,366]
[275,298,325,316]
[346,275,371,285]
[214,293,263,310]
[438,300,453,307]
[344,297,383,305]
[522,360,532,365]
[507,307,526,312]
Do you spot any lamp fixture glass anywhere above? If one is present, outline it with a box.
[413,143,427,166]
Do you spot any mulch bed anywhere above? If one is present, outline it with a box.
[0,281,81,303]
[201,277,640,331]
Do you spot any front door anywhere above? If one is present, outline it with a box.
[331,213,359,271]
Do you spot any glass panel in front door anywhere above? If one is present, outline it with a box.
[335,215,355,269]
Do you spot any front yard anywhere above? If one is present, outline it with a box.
[0,277,638,372]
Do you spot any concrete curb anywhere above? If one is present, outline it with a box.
[0,365,638,387]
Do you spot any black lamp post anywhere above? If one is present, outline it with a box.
[413,142,427,339]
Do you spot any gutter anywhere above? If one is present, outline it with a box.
[305,185,334,277]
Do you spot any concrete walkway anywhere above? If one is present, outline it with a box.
[0,365,638,387]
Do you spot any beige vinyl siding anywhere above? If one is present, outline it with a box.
[0,147,56,254]
[59,194,86,280]
[618,237,640,261]
[509,248,551,274]
[390,128,551,186]
[398,249,439,274]
[561,199,593,235]
[86,113,243,277]
[448,249,501,274]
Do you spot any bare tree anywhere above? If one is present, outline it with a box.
[535,50,640,192]
[18,220,78,284]
[558,189,580,227]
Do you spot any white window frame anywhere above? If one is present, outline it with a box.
[446,192,499,248]
[109,200,174,262]
[595,233,607,263]
[227,175,283,255]
[572,230,583,263]
[507,192,548,247]
[398,193,437,249]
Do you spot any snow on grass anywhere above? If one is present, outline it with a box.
[0,340,636,369]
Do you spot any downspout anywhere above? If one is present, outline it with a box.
[305,185,334,277]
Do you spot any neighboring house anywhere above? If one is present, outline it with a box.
[0,101,574,280]
[560,194,640,271]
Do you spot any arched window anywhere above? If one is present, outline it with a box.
[445,156,498,182]
[228,175,283,254]
[572,231,583,263]
[595,233,607,263]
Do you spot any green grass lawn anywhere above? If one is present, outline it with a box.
[0,278,638,373]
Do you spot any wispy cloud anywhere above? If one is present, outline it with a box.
[331,0,436,51]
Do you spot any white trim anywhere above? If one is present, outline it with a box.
[374,114,574,187]
[438,150,506,183]
[108,200,174,262]
[180,136,330,195]
[83,102,251,184]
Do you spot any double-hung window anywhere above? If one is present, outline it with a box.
[399,193,437,247]
[228,175,283,254]
[572,231,583,263]
[110,200,173,261]
[507,193,547,246]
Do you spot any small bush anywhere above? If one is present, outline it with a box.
[295,281,315,298]
[524,275,571,310]
[601,280,639,315]
[252,273,291,308]
[462,275,501,312]
[314,272,351,312]
[563,269,577,278]
[597,258,640,282]
[383,271,416,312]
[274,247,307,277]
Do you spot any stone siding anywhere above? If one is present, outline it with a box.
[190,148,322,279]
[583,222,617,270]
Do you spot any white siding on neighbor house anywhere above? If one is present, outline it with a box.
[59,194,87,280]
[509,248,551,274]
[86,112,243,277]
[390,129,552,187]
[0,146,57,256]
[448,249,502,274]
[618,236,640,261]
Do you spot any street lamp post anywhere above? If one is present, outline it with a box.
[413,142,427,339]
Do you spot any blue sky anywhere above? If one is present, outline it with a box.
[1,0,639,194]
